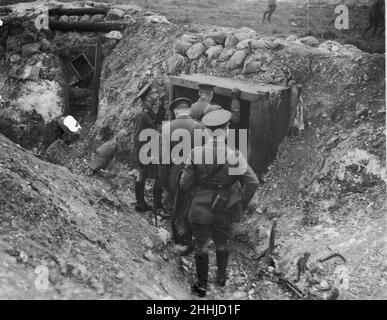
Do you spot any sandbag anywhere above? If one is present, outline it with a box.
[181,33,201,44]
[173,39,192,55]
[235,27,256,41]
[250,39,269,50]
[203,31,227,45]
[202,37,217,49]
[224,50,248,70]
[21,43,40,57]
[79,14,91,22]
[286,35,298,42]
[218,48,236,62]
[107,8,125,20]
[205,45,223,60]
[90,14,105,22]
[225,33,239,48]
[166,54,185,75]
[186,43,206,60]
[243,60,261,74]
[236,39,252,50]
[298,36,319,47]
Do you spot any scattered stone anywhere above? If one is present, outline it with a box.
[105,31,123,40]
[186,43,206,60]
[39,38,51,51]
[21,43,40,57]
[318,280,331,291]
[143,249,158,262]
[19,251,28,263]
[157,228,171,245]
[9,53,21,63]
[19,64,41,81]
[89,276,105,294]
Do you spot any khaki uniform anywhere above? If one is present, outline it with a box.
[159,115,205,194]
[133,110,157,170]
[190,97,212,122]
[180,140,258,230]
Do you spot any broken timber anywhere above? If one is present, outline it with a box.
[91,33,103,116]
[49,20,131,32]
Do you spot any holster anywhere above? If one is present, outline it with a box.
[210,187,233,214]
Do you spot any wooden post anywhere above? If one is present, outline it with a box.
[49,20,130,32]
[91,33,103,117]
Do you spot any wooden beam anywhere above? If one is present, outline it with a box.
[49,20,130,32]
[91,33,103,116]
[49,7,108,16]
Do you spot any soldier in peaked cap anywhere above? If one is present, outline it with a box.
[190,83,215,122]
[133,81,167,212]
[179,108,259,297]
[160,97,205,253]
[190,83,242,128]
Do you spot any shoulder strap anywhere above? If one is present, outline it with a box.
[198,150,228,186]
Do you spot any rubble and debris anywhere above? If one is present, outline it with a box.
[0,0,384,301]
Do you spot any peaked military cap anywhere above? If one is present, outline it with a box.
[169,97,193,111]
[205,104,222,115]
[198,83,216,91]
[202,108,231,128]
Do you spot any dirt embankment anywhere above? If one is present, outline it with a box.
[96,14,385,299]
[0,2,385,300]
[0,134,189,299]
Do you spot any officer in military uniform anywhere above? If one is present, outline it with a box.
[133,82,166,212]
[190,83,242,128]
[179,108,259,297]
[190,83,215,122]
[159,97,205,208]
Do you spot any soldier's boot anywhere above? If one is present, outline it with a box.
[135,182,151,212]
[192,253,208,297]
[215,250,229,287]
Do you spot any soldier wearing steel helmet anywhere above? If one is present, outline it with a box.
[133,81,166,212]
[179,108,259,297]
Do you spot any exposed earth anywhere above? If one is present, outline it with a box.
[0,0,385,300]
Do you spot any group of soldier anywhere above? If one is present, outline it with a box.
[133,81,259,297]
